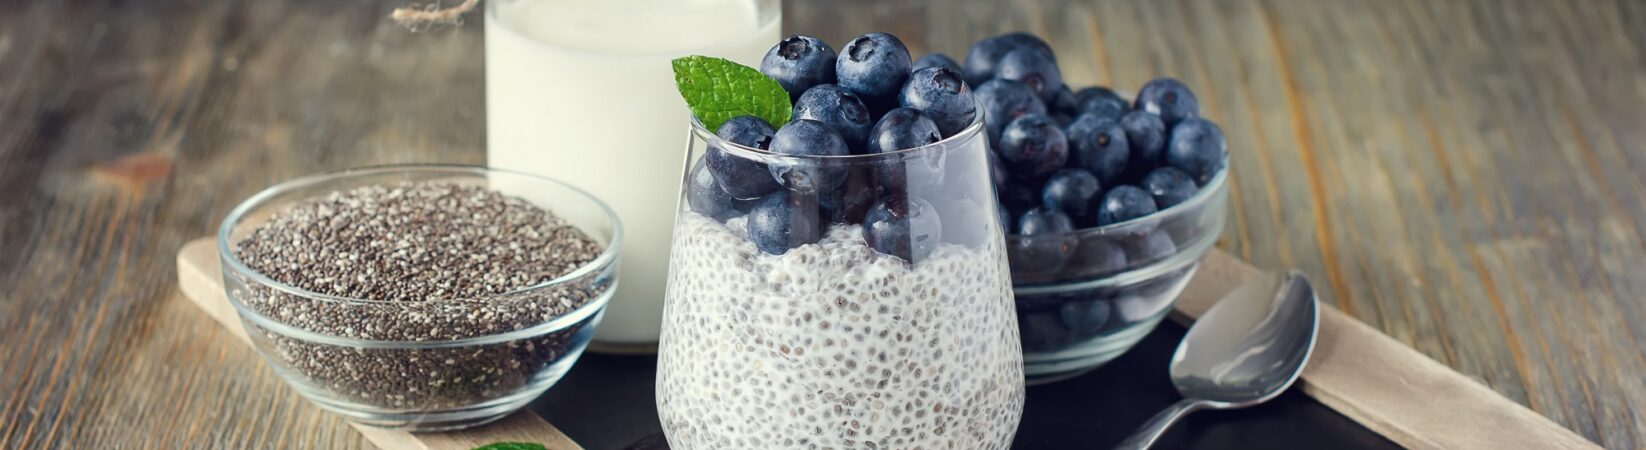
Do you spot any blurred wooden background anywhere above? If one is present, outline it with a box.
[1,0,1642,448]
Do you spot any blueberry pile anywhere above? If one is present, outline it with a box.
[688,32,983,262]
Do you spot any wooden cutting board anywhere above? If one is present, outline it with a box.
[176,238,1597,450]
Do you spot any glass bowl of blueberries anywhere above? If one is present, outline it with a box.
[952,33,1231,384]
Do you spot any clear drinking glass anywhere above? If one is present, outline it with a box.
[217,165,621,431]
[485,0,781,351]
[656,118,1025,449]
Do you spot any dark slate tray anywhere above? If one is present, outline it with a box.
[531,321,1399,450]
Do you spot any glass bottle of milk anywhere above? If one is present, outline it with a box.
[485,0,780,351]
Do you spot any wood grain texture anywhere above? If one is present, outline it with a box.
[2,0,1643,448]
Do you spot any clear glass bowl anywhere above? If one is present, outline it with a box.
[656,117,1025,449]
[216,165,621,431]
[1007,158,1229,385]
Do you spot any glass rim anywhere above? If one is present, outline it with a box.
[1005,154,1231,239]
[689,111,987,163]
[215,163,624,307]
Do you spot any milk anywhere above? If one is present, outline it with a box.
[485,0,779,347]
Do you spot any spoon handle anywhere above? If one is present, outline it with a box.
[1113,399,1207,450]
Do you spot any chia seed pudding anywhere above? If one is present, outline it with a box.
[227,180,608,412]
[657,213,1025,449]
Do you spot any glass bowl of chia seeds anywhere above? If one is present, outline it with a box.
[216,164,621,431]
[1007,157,1228,385]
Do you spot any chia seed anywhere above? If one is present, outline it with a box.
[230,181,608,410]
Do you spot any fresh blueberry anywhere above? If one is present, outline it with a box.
[1134,77,1199,125]
[1165,117,1227,185]
[975,79,1049,145]
[864,195,943,262]
[1050,112,1076,128]
[819,168,879,225]
[686,158,747,221]
[1018,310,1073,351]
[1076,87,1129,121]
[1009,207,1076,273]
[760,35,837,100]
[1069,238,1127,277]
[997,114,1069,180]
[1065,114,1131,185]
[1122,229,1177,264]
[1141,166,1198,208]
[997,180,1041,213]
[1059,298,1111,334]
[1040,169,1102,224]
[898,67,977,137]
[768,119,850,193]
[1096,185,1158,226]
[707,116,781,199]
[793,84,872,152]
[1051,86,1081,116]
[962,32,1055,85]
[1120,110,1167,169]
[836,32,912,111]
[866,107,941,191]
[996,48,1063,103]
[912,52,962,74]
[747,189,824,255]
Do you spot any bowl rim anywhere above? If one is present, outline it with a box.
[216,164,623,306]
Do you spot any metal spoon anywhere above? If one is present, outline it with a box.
[1114,270,1320,450]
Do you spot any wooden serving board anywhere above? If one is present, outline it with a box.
[176,238,1597,450]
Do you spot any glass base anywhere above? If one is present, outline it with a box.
[1022,312,1165,385]
[309,384,546,431]
[588,340,659,355]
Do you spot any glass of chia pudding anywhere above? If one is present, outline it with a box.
[217,165,620,431]
[657,114,1025,449]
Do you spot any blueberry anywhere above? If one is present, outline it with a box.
[1141,166,1198,208]
[975,79,1048,145]
[836,32,912,111]
[1050,86,1081,116]
[995,48,1063,103]
[1069,238,1127,277]
[819,167,879,225]
[1165,117,1227,185]
[1076,87,1129,121]
[1120,110,1167,169]
[793,84,872,152]
[1018,206,1074,235]
[898,67,977,137]
[864,195,942,262]
[1059,298,1111,334]
[1122,229,1177,265]
[866,107,942,190]
[1040,169,1101,224]
[997,114,1068,180]
[707,116,781,199]
[997,180,1041,213]
[760,35,837,100]
[962,32,1054,85]
[1009,207,1076,273]
[997,205,1014,234]
[1065,114,1131,185]
[1134,77,1199,125]
[768,119,850,193]
[1050,112,1076,128]
[747,189,824,255]
[686,157,747,221]
[1018,310,1073,351]
[912,52,962,73]
[1096,185,1158,226]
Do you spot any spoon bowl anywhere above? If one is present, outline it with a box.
[1114,270,1319,449]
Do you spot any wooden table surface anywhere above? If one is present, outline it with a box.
[2,0,1642,448]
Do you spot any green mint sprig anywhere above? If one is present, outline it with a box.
[671,55,791,132]
[470,443,547,450]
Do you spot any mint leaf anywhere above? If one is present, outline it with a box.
[471,443,547,450]
[671,55,791,132]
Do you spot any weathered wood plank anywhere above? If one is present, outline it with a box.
[1,0,1643,448]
